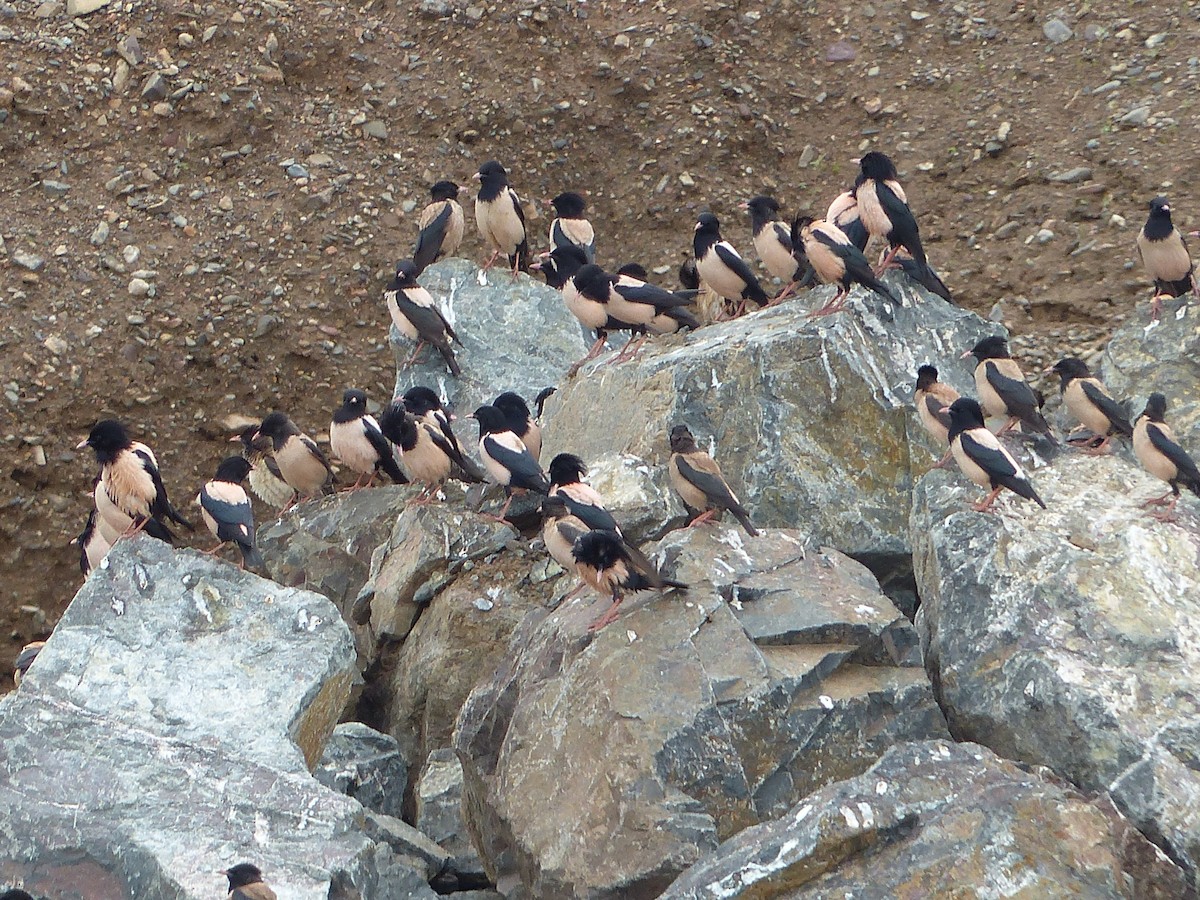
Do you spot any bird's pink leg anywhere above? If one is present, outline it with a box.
[567,335,610,377]
[995,417,1021,436]
[808,289,849,318]
[932,449,954,470]
[874,245,902,275]
[1078,436,1112,456]
[587,595,624,631]
[769,281,799,305]
[971,487,1004,512]
[686,509,719,529]
[482,491,516,522]
[402,341,429,369]
[1146,492,1181,522]
[481,249,501,272]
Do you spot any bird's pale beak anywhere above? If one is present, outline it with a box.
[939,406,951,415]
[959,349,973,359]
[530,261,543,271]
[850,156,861,165]
[465,413,476,420]
[737,201,749,210]
[693,222,702,232]
[228,434,241,443]
[75,438,89,450]
[472,173,482,182]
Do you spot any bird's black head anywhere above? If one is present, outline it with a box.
[341,388,368,409]
[470,404,510,435]
[966,335,1010,361]
[1141,392,1168,423]
[393,259,420,288]
[1050,357,1090,386]
[476,160,507,184]
[430,180,460,202]
[493,392,532,425]
[745,195,781,226]
[79,419,133,462]
[223,863,265,890]
[402,385,443,416]
[574,264,613,300]
[1,888,36,900]
[790,214,815,244]
[669,424,698,453]
[678,258,700,291]
[257,411,297,441]
[1148,196,1172,219]
[946,397,986,435]
[549,453,587,486]
[694,212,721,235]
[549,244,589,281]
[214,455,253,484]
[858,151,899,182]
[915,365,939,391]
[13,641,43,678]
[572,528,624,569]
[617,262,649,282]
[551,191,587,218]
[233,424,272,455]
[541,495,571,520]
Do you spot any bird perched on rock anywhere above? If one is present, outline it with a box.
[945,398,1046,512]
[222,863,276,900]
[914,365,960,468]
[1136,196,1198,320]
[1133,393,1200,521]
[548,453,620,532]
[693,212,768,317]
[493,391,545,461]
[1048,358,1132,454]
[854,151,932,278]
[547,191,596,263]
[963,336,1055,441]
[826,190,869,250]
[616,263,702,336]
[792,216,898,316]
[742,195,801,301]
[196,456,263,569]
[398,386,486,483]
[78,419,193,543]
[231,425,295,510]
[573,264,695,363]
[668,425,759,536]
[378,403,457,503]
[75,508,113,577]
[469,404,550,520]
[329,388,407,489]
[255,412,335,505]
[572,529,687,631]
[12,640,45,688]
[385,260,463,377]
[534,243,589,292]
[412,180,465,275]
[541,494,593,598]
[474,160,529,276]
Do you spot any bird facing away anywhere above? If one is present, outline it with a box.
[963,336,1055,441]
[412,180,465,275]
[548,191,596,263]
[197,456,263,569]
[945,398,1046,512]
[493,391,544,462]
[378,402,461,502]
[668,425,759,536]
[223,863,277,900]
[231,425,296,510]
[825,190,869,251]
[1133,392,1200,521]
[1136,196,1198,320]
[385,259,463,377]
[474,160,529,276]
[329,388,407,489]
[78,419,194,543]
[76,507,113,577]
[12,640,45,688]
[1048,358,1132,454]
[742,195,801,301]
[548,453,621,533]
[854,151,929,276]
[693,212,769,317]
[255,412,335,504]
[572,528,687,631]
[470,404,550,520]
[914,365,960,468]
[792,215,898,316]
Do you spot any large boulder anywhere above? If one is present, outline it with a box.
[0,537,437,898]
[661,740,1187,898]
[913,451,1200,886]
[1102,308,1200,446]
[315,721,410,820]
[455,524,949,899]
[391,257,587,416]
[541,279,995,591]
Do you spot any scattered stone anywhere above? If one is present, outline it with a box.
[315,722,409,820]
[65,0,113,14]
[217,195,233,211]
[286,163,310,179]
[825,40,856,62]
[11,250,45,272]
[797,144,816,167]
[1119,106,1151,127]
[34,1,61,19]
[119,34,144,66]
[416,750,487,884]
[1035,228,1055,243]
[89,221,110,245]
[127,278,151,297]
[1043,17,1073,43]
[1048,166,1092,184]
[1145,33,1168,49]
[41,180,69,197]
[122,245,140,266]
[419,0,453,16]
[140,73,167,102]
[43,336,69,356]
[363,120,388,140]
[177,32,194,48]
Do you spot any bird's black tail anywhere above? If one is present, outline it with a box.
[899,257,953,302]
[1001,475,1047,509]
[165,503,195,531]
[378,451,410,486]
[1022,411,1059,445]
[730,505,760,537]
[240,544,265,569]
[437,341,463,377]
[534,387,557,419]
[143,517,177,544]
[742,280,769,307]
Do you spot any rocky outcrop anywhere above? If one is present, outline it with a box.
[316,721,410,820]
[0,537,437,899]
[661,740,1188,899]
[1103,307,1200,446]
[541,279,995,591]
[455,525,948,899]
[913,452,1200,885]
[416,749,488,888]
[391,257,587,415]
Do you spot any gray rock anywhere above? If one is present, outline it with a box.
[364,119,389,140]
[1043,17,1073,42]
[65,0,112,13]
[89,220,110,245]
[543,278,995,586]
[419,0,454,16]
[0,537,426,897]
[41,179,70,197]
[390,258,588,424]
[416,750,487,883]
[128,277,151,297]
[1120,106,1152,127]
[1048,166,1093,184]
[286,163,310,179]
[11,249,45,272]
[140,73,167,102]
[361,809,451,882]
[1102,310,1200,450]
[913,452,1200,885]
[316,722,410,819]
[661,741,1187,898]
[456,525,947,898]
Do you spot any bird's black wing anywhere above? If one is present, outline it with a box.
[771,222,794,255]
[899,256,952,301]
[200,486,255,546]
[1080,382,1133,436]
[984,363,1041,419]
[1148,423,1200,485]
[364,418,409,484]
[813,231,898,303]
[136,448,194,530]
[714,243,762,291]
[676,456,748,515]
[394,292,457,346]
[614,281,695,312]
[424,421,471,473]
[924,394,953,430]
[959,431,1019,480]
[300,434,335,475]
[876,181,926,269]
[264,455,286,481]
[483,434,548,493]
[412,203,453,274]
[559,494,619,532]
[507,187,531,272]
